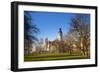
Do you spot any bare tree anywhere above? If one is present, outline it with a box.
[69,14,90,56]
[64,31,79,55]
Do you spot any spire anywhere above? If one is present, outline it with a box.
[57,28,63,41]
[59,28,62,34]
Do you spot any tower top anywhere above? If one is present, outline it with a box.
[57,28,63,41]
[59,28,62,33]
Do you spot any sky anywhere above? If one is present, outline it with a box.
[24,11,90,41]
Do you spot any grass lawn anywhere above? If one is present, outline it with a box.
[24,53,90,62]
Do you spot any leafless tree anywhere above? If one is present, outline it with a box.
[69,14,90,56]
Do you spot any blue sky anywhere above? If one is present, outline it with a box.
[24,11,90,41]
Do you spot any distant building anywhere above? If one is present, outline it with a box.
[57,28,63,41]
[44,28,63,52]
[30,28,64,54]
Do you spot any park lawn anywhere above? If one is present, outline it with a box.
[24,53,90,62]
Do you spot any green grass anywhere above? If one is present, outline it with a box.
[24,53,90,62]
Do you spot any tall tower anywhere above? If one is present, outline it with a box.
[57,28,63,41]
